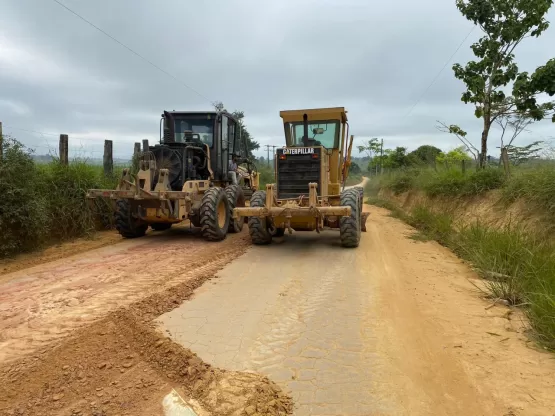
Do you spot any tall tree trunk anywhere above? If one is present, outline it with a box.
[480,117,490,168]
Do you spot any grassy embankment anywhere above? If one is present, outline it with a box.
[366,163,555,350]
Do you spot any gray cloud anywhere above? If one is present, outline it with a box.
[1,0,553,159]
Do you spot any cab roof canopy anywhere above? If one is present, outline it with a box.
[279,107,348,123]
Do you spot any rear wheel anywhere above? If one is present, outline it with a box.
[340,189,361,248]
[248,191,272,245]
[150,223,172,231]
[115,199,148,238]
[200,187,230,241]
[225,185,245,233]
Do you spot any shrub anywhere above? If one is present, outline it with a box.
[0,138,49,257]
[465,168,505,195]
[384,172,414,195]
[423,168,505,197]
[0,137,121,258]
[423,170,468,197]
[37,161,118,240]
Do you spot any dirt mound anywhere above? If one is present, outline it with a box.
[0,258,293,416]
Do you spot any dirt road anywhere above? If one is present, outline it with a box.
[0,226,249,364]
[158,206,555,416]
[1,205,555,415]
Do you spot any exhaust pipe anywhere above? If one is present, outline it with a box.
[303,113,309,146]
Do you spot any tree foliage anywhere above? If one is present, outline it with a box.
[357,138,381,159]
[506,140,544,165]
[349,162,361,174]
[408,145,442,165]
[453,0,555,167]
[213,101,260,159]
[436,146,473,165]
[369,147,411,170]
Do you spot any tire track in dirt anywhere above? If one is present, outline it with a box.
[0,265,293,416]
[0,228,250,365]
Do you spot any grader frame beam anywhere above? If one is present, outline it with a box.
[233,183,351,219]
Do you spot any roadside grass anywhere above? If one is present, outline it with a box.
[378,167,506,198]
[0,137,121,259]
[366,197,555,350]
[501,165,555,222]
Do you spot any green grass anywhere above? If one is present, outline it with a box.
[366,198,555,350]
[501,165,555,221]
[0,137,121,259]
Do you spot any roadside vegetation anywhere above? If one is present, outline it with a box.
[0,137,119,259]
[365,160,555,350]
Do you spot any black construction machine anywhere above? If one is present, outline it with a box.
[87,110,259,241]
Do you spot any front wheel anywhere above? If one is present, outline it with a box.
[200,187,230,241]
[248,191,272,245]
[225,184,246,233]
[339,189,361,248]
[114,199,148,239]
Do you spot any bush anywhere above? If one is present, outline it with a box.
[0,138,49,257]
[37,161,118,240]
[423,168,505,197]
[0,138,120,259]
[384,172,415,195]
[465,169,505,195]
[423,170,468,197]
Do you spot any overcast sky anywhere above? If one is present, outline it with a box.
[1,0,554,159]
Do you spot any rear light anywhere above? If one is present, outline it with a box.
[312,153,319,159]
[279,154,286,160]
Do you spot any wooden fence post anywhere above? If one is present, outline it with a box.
[59,134,69,165]
[134,142,141,156]
[142,139,149,153]
[501,147,511,177]
[0,121,3,164]
[103,140,113,176]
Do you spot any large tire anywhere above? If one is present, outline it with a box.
[115,199,148,238]
[200,187,230,241]
[354,186,364,212]
[248,191,272,245]
[150,223,172,231]
[225,185,246,233]
[340,189,361,248]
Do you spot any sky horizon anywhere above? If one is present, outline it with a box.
[1,0,554,160]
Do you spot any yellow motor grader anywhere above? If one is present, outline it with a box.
[233,107,367,247]
[87,110,259,241]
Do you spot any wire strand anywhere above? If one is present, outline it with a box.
[403,25,476,119]
[51,0,214,105]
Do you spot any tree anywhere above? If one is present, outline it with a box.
[349,162,361,174]
[212,102,260,158]
[357,138,381,160]
[496,113,533,150]
[506,140,544,165]
[408,145,442,165]
[436,121,480,161]
[436,146,472,166]
[452,0,555,168]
